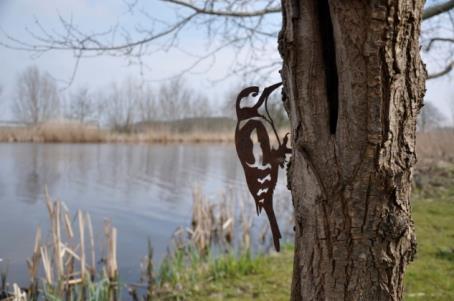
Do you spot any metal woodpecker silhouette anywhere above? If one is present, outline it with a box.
[235,82,291,252]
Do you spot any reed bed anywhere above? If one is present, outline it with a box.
[0,187,293,301]
[154,187,293,298]
[0,122,105,143]
[106,130,234,144]
[184,187,292,255]
[0,120,297,144]
[0,188,119,301]
[0,121,234,144]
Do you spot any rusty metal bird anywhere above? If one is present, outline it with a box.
[234,82,291,252]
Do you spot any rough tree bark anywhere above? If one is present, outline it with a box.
[279,0,426,300]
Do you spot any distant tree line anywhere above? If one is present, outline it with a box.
[9,66,454,132]
[11,66,217,132]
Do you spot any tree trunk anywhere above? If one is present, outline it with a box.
[278,0,426,300]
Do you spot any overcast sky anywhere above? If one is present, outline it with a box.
[0,0,452,122]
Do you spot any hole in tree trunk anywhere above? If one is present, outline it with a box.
[316,0,339,134]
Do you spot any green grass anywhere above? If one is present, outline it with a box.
[171,192,453,301]
[404,188,454,301]
[158,245,293,300]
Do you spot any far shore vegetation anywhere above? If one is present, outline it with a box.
[0,66,290,145]
[1,120,453,147]
[1,65,450,145]
[0,118,236,144]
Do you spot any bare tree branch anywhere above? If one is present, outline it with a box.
[424,37,454,51]
[423,0,454,20]
[428,61,454,79]
[167,0,453,20]
[1,0,449,54]
[163,0,281,17]
[0,12,198,53]
[1,0,453,82]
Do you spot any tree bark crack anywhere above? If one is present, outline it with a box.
[281,0,425,300]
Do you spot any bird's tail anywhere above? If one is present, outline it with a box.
[265,206,282,252]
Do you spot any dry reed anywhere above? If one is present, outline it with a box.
[0,119,292,144]
[189,188,215,254]
[0,121,235,144]
[168,187,292,258]
[0,121,104,143]
[104,220,118,281]
[17,190,118,300]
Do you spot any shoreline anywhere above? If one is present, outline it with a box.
[0,124,235,144]
[1,123,453,158]
[0,136,235,144]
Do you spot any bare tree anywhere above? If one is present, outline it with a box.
[191,95,212,118]
[13,66,60,124]
[138,86,158,122]
[158,78,190,120]
[68,86,94,123]
[92,90,108,127]
[104,79,141,131]
[418,101,447,131]
[157,78,211,120]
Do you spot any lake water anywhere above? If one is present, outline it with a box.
[0,143,290,285]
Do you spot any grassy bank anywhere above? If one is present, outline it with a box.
[155,164,454,300]
[165,189,453,301]
[405,185,454,300]
[158,245,293,301]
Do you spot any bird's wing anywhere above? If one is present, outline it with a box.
[235,119,278,207]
